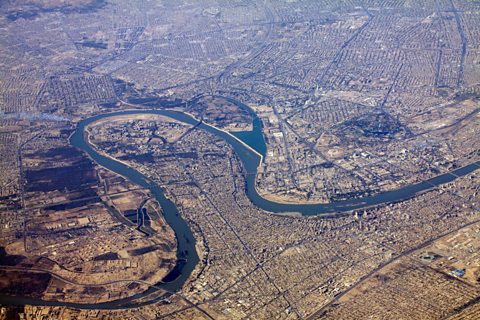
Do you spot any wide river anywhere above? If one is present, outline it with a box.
[1,107,479,309]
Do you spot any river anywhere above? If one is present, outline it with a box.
[1,107,478,309]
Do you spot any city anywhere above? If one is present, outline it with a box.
[0,0,479,319]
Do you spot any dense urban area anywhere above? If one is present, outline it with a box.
[0,0,479,319]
